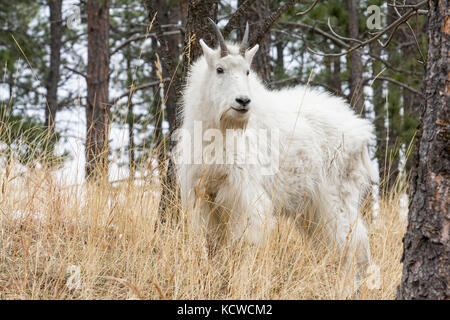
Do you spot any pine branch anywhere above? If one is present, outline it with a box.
[307,0,428,57]
[364,76,424,98]
[250,0,301,47]
[278,22,423,76]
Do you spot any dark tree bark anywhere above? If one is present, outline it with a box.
[397,0,449,299]
[125,49,135,181]
[275,40,284,77]
[346,0,364,115]
[45,0,63,136]
[332,56,342,94]
[402,30,426,177]
[128,99,135,180]
[143,0,182,133]
[181,0,218,82]
[151,0,218,221]
[237,0,272,83]
[85,0,110,179]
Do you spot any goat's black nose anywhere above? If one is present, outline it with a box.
[235,97,251,107]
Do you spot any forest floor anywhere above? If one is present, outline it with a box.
[0,163,407,299]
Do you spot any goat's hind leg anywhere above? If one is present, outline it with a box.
[339,213,371,297]
[313,189,371,296]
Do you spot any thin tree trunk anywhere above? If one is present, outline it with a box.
[275,40,284,78]
[332,56,342,94]
[126,51,135,181]
[346,0,364,115]
[371,42,387,187]
[128,102,135,180]
[45,0,63,136]
[397,0,449,299]
[124,2,136,181]
[85,0,110,179]
[383,4,403,188]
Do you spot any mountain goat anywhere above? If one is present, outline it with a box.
[174,19,377,283]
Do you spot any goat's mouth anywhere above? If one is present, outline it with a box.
[231,107,249,114]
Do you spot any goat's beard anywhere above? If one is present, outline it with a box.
[219,106,249,131]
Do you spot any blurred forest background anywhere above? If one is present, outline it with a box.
[0,0,427,190]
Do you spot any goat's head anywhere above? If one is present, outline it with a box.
[199,19,259,126]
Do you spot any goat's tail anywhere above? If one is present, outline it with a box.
[362,147,379,185]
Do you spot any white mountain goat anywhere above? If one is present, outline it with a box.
[173,19,377,283]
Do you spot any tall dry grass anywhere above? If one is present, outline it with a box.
[0,152,407,300]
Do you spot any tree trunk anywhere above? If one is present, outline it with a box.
[125,49,135,181]
[144,0,182,134]
[402,31,425,177]
[383,4,403,188]
[128,101,135,180]
[237,0,272,84]
[85,0,110,179]
[397,0,449,299]
[153,0,218,218]
[371,42,387,187]
[402,74,423,177]
[181,0,218,82]
[45,0,63,136]
[332,56,342,94]
[275,40,284,78]
[346,0,364,115]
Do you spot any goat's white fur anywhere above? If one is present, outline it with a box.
[174,41,377,282]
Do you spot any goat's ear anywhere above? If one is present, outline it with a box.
[199,39,216,67]
[245,44,259,64]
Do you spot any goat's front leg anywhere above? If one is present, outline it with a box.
[214,168,275,245]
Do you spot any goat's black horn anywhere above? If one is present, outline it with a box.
[207,18,228,57]
[240,21,249,56]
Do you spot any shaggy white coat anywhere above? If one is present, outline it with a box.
[174,42,377,275]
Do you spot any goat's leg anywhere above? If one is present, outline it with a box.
[181,184,225,257]
[215,170,275,245]
[338,213,371,297]
[183,179,221,234]
[313,188,371,296]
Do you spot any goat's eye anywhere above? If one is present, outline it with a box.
[216,67,224,74]
[246,70,250,76]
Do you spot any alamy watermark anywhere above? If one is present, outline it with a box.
[367,5,382,30]
[67,5,81,30]
[173,121,282,176]
[66,265,82,290]
[366,264,382,290]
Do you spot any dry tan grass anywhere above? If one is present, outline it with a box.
[0,158,407,300]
